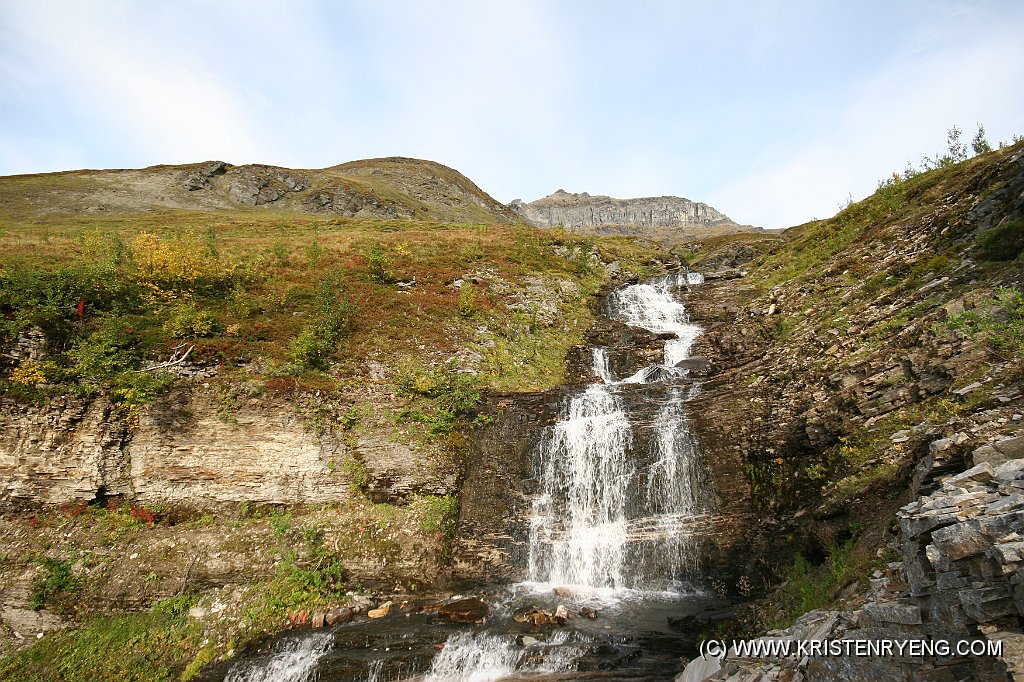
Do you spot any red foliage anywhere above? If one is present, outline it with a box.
[263,376,297,394]
[59,499,89,517]
[129,505,155,525]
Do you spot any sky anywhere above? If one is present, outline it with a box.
[1,1,1022,229]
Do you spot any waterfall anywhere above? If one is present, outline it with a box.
[527,273,714,591]
[606,273,701,366]
[423,631,579,682]
[592,346,613,384]
[527,382,634,588]
[224,631,332,682]
[225,273,718,682]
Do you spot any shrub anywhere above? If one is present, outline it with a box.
[364,242,393,283]
[131,230,232,296]
[289,274,358,370]
[69,316,144,379]
[342,457,370,493]
[976,219,1024,262]
[162,302,219,338]
[457,282,476,318]
[8,361,49,386]
[305,239,324,269]
[30,557,80,610]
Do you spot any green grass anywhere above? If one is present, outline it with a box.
[0,612,202,682]
[945,286,1024,358]
[765,540,858,630]
[975,218,1024,262]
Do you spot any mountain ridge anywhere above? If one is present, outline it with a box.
[509,188,762,243]
[0,156,519,225]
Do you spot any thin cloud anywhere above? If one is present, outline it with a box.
[707,14,1024,228]
[0,2,267,169]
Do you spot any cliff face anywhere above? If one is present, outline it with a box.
[0,387,456,509]
[511,189,741,229]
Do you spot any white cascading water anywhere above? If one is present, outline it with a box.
[608,274,702,367]
[224,631,333,682]
[424,631,579,682]
[527,383,634,587]
[527,272,713,591]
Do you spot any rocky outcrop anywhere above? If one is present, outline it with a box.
[225,165,309,206]
[0,396,130,503]
[0,387,456,508]
[510,190,736,230]
[182,160,227,191]
[900,451,1024,638]
[680,441,1024,682]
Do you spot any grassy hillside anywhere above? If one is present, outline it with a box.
[0,157,518,225]
[0,208,665,416]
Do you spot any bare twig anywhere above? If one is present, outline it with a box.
[139,344,195,372]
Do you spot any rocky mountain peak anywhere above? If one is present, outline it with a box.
[509,189,760,243]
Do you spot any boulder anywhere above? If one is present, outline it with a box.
[861,602,922,625]
[675,654,721,682]
[437,598,488,623]
[325,607,353,626]
[973,434,1024,467]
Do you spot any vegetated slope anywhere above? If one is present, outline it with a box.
[510,188,764,244]
[679,142,1024,679]
[0,156,518,224]
[0,175,668,678]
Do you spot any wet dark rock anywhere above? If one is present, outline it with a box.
[325,607,353,626]
[579,606,599,619]
[436,598,487,623]
[510,607,565,627]
[673,356,711,376]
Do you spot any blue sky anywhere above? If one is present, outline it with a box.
[1,1,1022,228]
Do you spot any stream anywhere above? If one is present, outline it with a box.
[205,272,725,682]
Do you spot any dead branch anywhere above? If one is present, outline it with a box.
[139,344,195,372]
